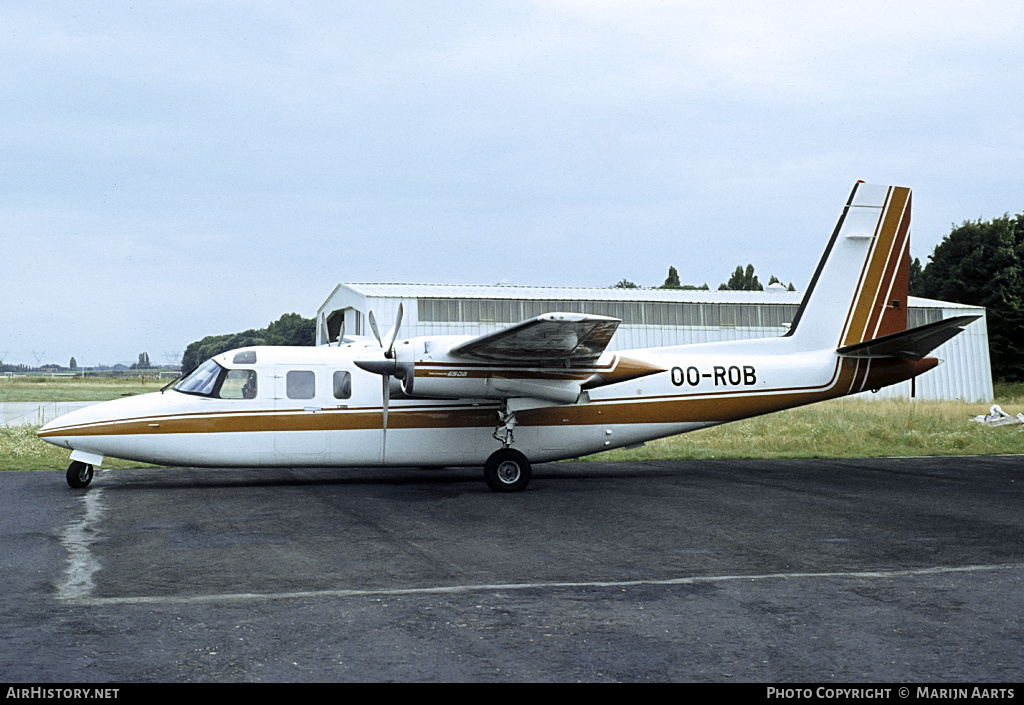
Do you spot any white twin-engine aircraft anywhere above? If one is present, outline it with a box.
[40,182,977,492]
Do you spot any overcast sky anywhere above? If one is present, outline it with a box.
[3,1,1023,367]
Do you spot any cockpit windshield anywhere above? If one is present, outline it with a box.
[175,359,222,396]
[174,359,258,399]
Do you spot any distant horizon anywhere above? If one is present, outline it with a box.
[2,362,181,372]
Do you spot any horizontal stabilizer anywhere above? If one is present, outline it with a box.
[836,314,980,361]
[448,312,620,365]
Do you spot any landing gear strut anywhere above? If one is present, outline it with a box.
[66,461,94,489]
[483,448,532,493]
[493,404,517,447]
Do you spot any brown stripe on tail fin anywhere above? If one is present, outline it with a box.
[785,183,914,351]
[840,186,912,346]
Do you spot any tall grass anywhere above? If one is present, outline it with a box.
[588,398,1024,461]
[0,424,145,472]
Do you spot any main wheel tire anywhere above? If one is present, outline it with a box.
[483,448,532,493]
[66,461,94,489]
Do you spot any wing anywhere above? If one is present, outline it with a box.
[448,312,621,365]
[382,312,663,404]
[836,314,980,361]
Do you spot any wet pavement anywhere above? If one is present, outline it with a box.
[1,456,1022,682]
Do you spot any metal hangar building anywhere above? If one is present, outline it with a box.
[317,283,993,403]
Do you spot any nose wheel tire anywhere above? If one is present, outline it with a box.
[484,448,532,493]
[66,461,94,488]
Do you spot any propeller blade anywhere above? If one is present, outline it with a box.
[381,374,390,461]
[383,303,404,358]
[368,310,383,347]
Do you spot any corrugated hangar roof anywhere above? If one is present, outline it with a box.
[331,282,803,304]
[325,283,981,311]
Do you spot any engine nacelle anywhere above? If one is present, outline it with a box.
[392,337,584,404]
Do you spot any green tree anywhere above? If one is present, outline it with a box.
[265,312,317,346]
[611,278,639,289]
[768,274,797,291]
[914,212,1024,381]
[908,257,923,295]
[69,357,77,371]
[660,266,682,289]
[721,264,763,291]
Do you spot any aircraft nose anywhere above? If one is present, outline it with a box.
[35,401,105,446]
[38,410,80,446]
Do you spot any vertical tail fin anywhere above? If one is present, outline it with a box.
[785,182,911,350]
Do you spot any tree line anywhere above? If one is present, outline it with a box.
[181,313,315,374]
[613,264,795,291]
[910,211,1024,382]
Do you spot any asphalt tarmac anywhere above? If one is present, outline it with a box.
[1,456,1022,683]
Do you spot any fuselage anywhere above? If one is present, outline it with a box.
[37,336,936,470]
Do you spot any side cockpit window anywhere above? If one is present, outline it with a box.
[219,369,258,399]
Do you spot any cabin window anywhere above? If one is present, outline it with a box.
[233,350,257,365]
[333,371,352,399]
[286,370,316,400]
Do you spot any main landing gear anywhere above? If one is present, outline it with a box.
[483,402,531,492]
[66,461,94,489]
[484,448,532,493]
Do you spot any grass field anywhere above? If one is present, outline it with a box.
[2,376,1022,472]
[0,375,169,402]
[587,397,1024,461]
[592,382,1024,461]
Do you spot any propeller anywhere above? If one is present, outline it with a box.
[356,304,404,460]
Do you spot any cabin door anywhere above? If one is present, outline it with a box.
[273,366,329,458]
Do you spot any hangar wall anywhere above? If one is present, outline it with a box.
[318,283,993,402]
